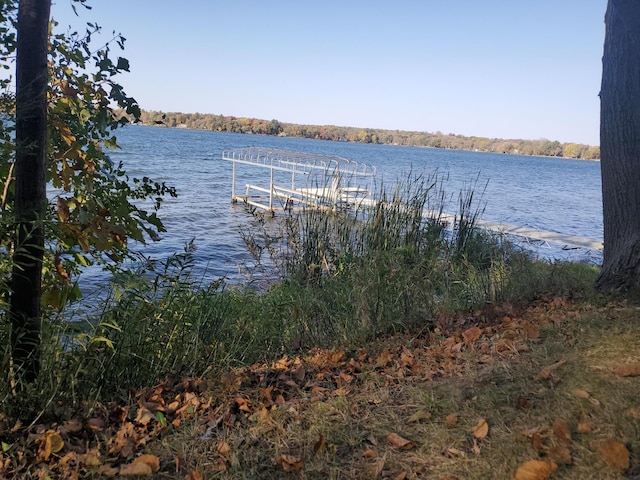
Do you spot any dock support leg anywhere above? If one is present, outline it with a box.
[231,161,237,203]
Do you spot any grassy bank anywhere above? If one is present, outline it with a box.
[0,177,618,478]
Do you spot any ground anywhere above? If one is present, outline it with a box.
[2,296,640,479]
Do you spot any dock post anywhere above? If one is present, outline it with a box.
[231,160,237,203]
[269,166,274,213]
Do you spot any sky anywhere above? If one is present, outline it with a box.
[51,1,607,146]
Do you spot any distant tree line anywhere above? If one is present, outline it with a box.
[136,110,601,160]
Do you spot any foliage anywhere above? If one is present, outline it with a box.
[137,109,601,160]
[0,1,176,313]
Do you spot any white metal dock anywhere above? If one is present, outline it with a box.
[221,147,377,215]
[222,147,602,254]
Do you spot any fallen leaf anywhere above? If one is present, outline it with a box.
[446,447,467,458]
[522,322,540,340]
[516,397,533,411]
[362,447,377,459]
[374,451,388,477]
[629,408,640,419]
[393,471,408,480]
[275,454,303,472]
[551,420,571,445]
[471,438,481,455]
[612,363,640,377]
[134,406,155,426]
[292,366,306,381]
[445,413,458,425]
[97,464,120,477]
[407,409,432,423]
[590,438,630,471]
[386,433,415,450]
[119,460,153,476]
[472,418,489,439]
[548,445,572,465]
[537,359,567,380]
[79,449,101,467]
[463,326,482,344]
[572,388,590,399]
[216,440,231,455]
[313,434,326,454]
[59,419,83,436]
[42,431,64,461]
[577,422,591,433]
[184,471,204,480]
[513,460,558,480]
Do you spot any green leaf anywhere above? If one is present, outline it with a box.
[156,411,167,427]
[116,57,129,71]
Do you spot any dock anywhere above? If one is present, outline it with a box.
[222,147,377,215]
[222,148,602,253]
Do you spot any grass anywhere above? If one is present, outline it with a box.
[0,175,625,478]
[139,296,639,480]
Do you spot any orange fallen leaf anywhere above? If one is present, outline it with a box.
[572,388,590,399]
[97,464,120,477]
[216,440,231,455]
[629,408,640,419]
[79,449,101,467]
[513,460,558,480]
[551,420,571,445]
[446,447,467,458]
[275,454,303,472]
[362,447,377,459]
[386,433,415,450]
[472,418,489,439]
[548,445,572,465]
[522,322,540,340]
[119,460,153,476]
[184,471,204,480]
[612,363,640,377]
[134,406,155,426]
[41,431,64,461]
[462,326,482,344]
[590,438,630,471]
[537,359,566,380]
[577,422,592,433]
[445,413,458,425]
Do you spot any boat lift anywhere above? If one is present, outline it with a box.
[222,147,377,216]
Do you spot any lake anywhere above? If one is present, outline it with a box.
[77,125,603,294]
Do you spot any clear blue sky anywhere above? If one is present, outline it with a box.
[52,1,607,145]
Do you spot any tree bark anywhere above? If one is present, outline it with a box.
[10,0,51,382]
[595,0,640,291]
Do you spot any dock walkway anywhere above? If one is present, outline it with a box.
[222,148,602,253]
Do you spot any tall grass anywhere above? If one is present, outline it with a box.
[0,174,598,420]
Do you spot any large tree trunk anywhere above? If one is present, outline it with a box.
[595,0,640,292]
[10,0,51,382]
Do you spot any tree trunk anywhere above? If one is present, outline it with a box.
[595,0,640,292]
[10,0,51,382]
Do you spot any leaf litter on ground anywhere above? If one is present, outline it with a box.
[1,296,640,478]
